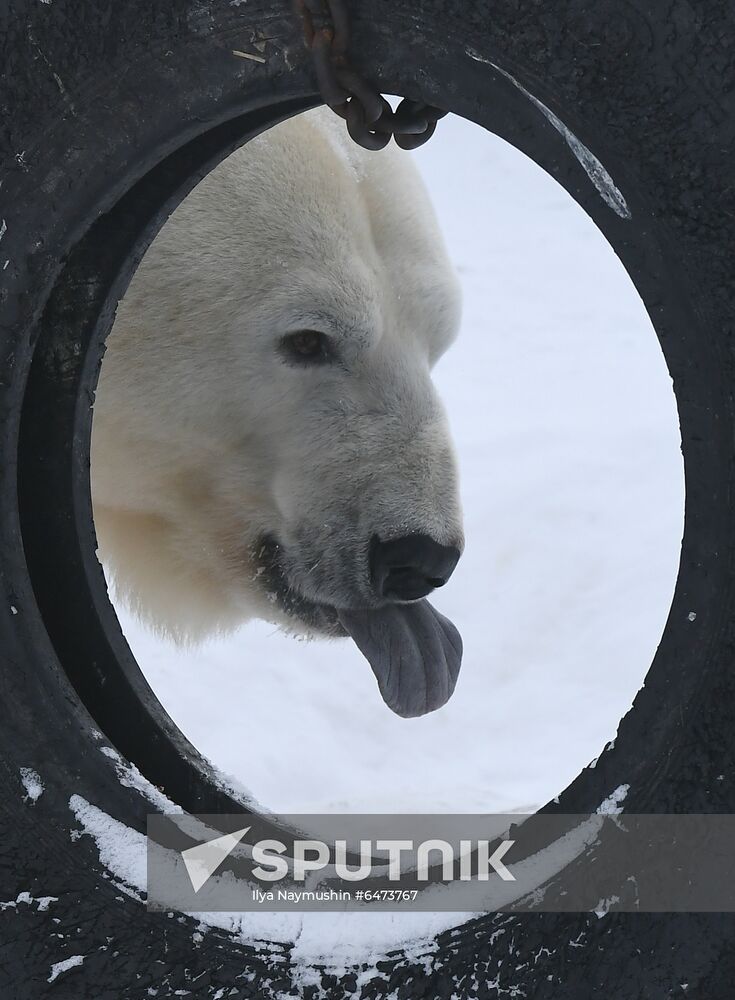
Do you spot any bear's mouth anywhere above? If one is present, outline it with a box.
[252,534,463,718]
[252,534,346,638]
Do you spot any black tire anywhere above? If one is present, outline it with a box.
[2,0,734,996]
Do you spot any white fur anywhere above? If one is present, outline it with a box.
[91,107,463,640]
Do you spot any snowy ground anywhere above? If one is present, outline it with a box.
[113,114,684,816]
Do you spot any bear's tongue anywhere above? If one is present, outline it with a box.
[337,599,463,718]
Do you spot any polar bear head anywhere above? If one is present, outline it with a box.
[92,107,464,716]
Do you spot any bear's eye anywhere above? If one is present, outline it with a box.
[280,330,334,365]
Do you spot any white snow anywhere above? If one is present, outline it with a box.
[107,114,683,816]
[69,782,630,968]
[97,744,181,813]
[47,955,84,983]
[19,767,44,803]
[0,891,58,912]
[597,784,630,816]
[70,795,147,901]
[68,792,462,966]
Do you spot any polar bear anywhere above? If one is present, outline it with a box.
[91,107,464,717]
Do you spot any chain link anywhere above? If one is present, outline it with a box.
[296,0,447,151]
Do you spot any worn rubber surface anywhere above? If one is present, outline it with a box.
[1,0,735,996]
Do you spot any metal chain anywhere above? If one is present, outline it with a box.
[296,0,447,151]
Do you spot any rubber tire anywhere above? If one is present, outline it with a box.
[2,0,735,996]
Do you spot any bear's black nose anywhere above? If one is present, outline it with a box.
[369,534,461,602]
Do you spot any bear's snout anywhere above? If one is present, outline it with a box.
[369,533,462,602]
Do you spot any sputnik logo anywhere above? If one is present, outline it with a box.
[182,826,251,892]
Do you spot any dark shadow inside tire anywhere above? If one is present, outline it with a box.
[18,97,319,821]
